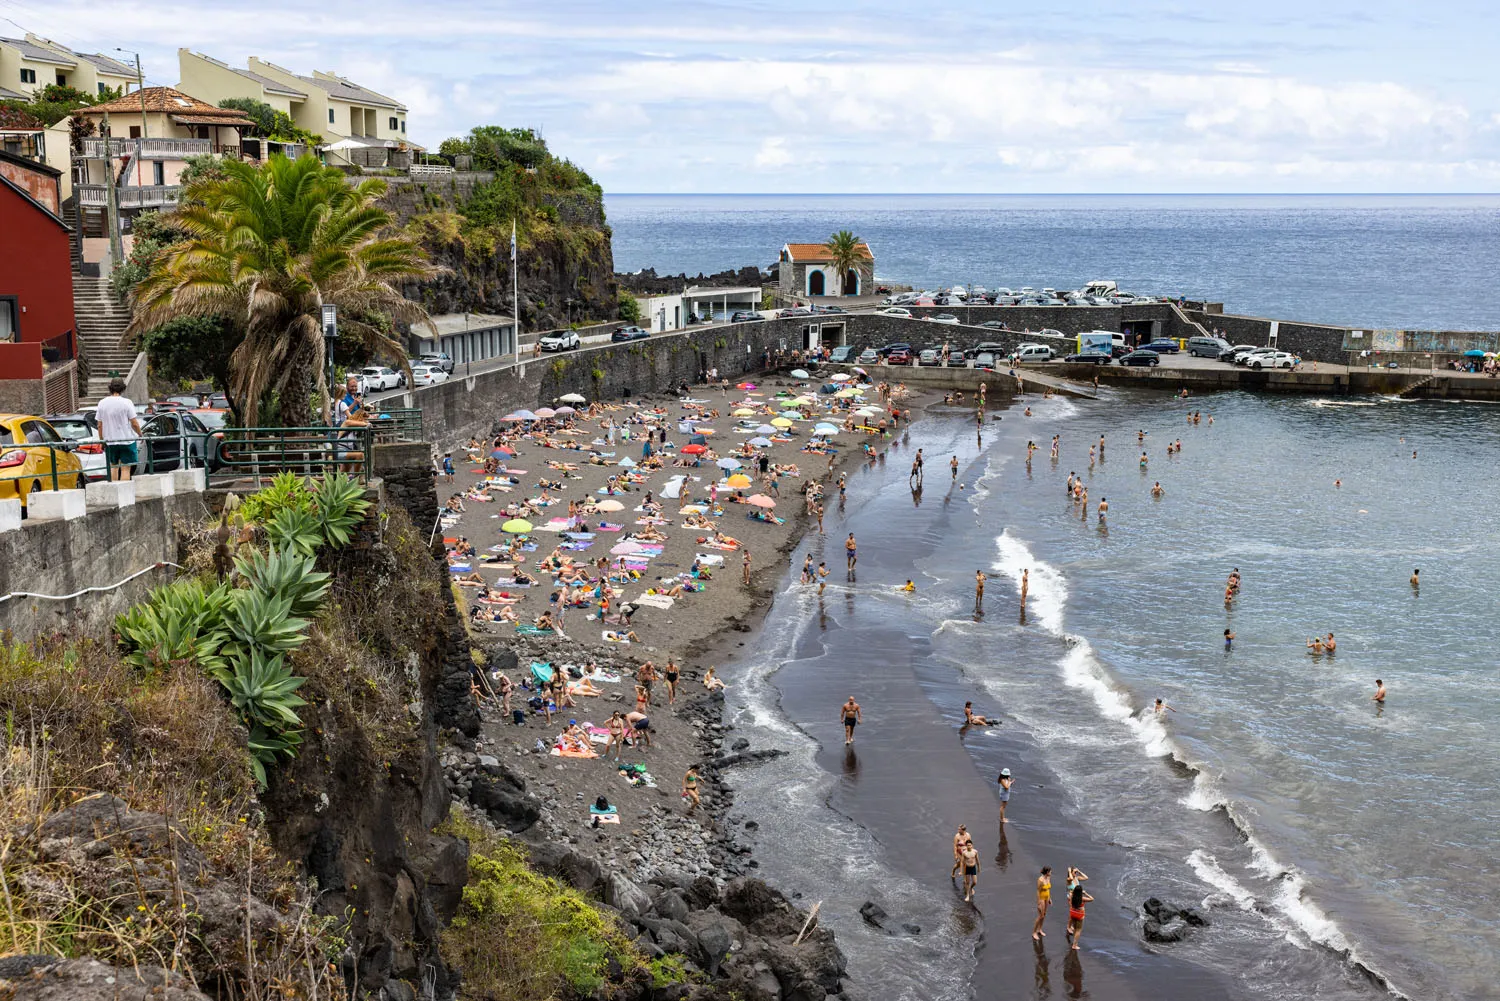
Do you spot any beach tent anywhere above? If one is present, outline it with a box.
[689,434,708,445]
[618,457,637,467]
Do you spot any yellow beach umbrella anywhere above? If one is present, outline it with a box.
[771,417,793,428]
[501,518,534,534]
[836,388,860,398]
[733,408,755,417]
[727,474,753,488]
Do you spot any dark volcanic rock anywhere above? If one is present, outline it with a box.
[859,901,889,929]
[0,957,210,1001]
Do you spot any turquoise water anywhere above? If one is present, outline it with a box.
[606,193,1500,331]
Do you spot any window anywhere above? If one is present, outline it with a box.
[19,68,35,84]
[97,81,106,95]
[128,126,141,139]
[401,120,405,132]
[0,296,17,342]
[328,108,335,124]
[152,161,164,185]
[388,116,397,130]
[55,72,66,87]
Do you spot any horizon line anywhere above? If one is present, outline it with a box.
[605,191,1500,197]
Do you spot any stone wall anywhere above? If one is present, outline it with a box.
[373,442,439,532]
[1184,309,1349,363]
[0,489,209,642]
[899,303,1209,343]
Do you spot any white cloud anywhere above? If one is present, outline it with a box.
[753,137,792,169]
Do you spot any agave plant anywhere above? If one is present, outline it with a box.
[264,507,325,557]
[222,645,308,730]
[312,472,372,547]
[115,578,233,674]
[235,546,330,619]
[225,588,308,655]
[237,471,312,526]
[246,723,304,787]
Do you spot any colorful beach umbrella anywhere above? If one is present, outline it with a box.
[747,494,776,508]
[727,474,753,488]
[555,406,576,415]
[771,417,793,428]
[534,407,557,418]
[757,424,776,433]
[733,408,755,417]
[611,541,647,556]
[829,373,852,382]
[681,444,707,455]
[501,518,533,534]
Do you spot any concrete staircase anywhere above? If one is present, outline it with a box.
[73,273,140,406]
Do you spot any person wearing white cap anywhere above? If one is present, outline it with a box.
[998,767,1013,824]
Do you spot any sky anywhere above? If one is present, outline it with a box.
[5,0,1500,193]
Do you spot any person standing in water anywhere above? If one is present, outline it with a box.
[1065,869,1092,950]
[1224,628,1235,651]
[975,569,987,608]
[841,696,863,745]
[846,533,858,570]
[1033,866,1053,941]
[1020,569,1030,609]
[951,824,972,878]
[997,768,1013,824]
[1097,496,1108,523]
[951,455,959,481]
[1410,568,1420,590]
[1324,632,1336,654]
[1373,679,1387,703]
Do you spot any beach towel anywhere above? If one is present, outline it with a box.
[552,745,598,758]
[448,563,472,573]
[530,661,554,685]
[597,523,623,532]
[693,553,726,565]
[590,812,621,824]
[515,625,555,635]
[602,631,632,644]
[633,593,675,610]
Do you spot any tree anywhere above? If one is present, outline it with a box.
[617,290,642,324]
[824,230,864,298]
[0,82,120,127]
[217,98,320,145]
[140,315,241,391]
[125,154,437,427]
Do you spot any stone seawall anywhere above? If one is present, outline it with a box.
[1185,309,1353,364]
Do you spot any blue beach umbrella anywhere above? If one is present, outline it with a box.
[1464,349,1486,357]
[717,457,742,470]
[749,436,773,447]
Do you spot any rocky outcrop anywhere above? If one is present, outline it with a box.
[1141,896,1211,944]
[617,266,768,296]
[0,956,210,1001]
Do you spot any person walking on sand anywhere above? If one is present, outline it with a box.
[950,824,972,878]
[625,710,652,749]
[1033,866,1053,940]
[960,842,981,902]
[1373,679,1387,703]
[841,696,863,745]
[997,768,1013,823]
[664,657,680,704]
[1065,868,1092,950]
[742,548,752,586]
[846,533,858,570]
[681,765,701,813]
[606,711,627,761]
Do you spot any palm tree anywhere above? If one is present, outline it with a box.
[126,154,436,426]
[824,230,864,298]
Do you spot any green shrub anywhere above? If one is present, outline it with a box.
[114,577,233,675]
[264,507,325,557]
[312,472,370,546]
[236,471,313,525]
[234,547,330,619]
[618,290,642,324]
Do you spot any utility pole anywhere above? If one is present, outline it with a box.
[102,111,123,269]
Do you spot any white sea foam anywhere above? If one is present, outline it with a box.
[1186,849,1257,910]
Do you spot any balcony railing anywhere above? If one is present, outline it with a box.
[76,184,182,209]
[80,137,212,159]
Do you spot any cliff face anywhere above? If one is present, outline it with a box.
[382,174,618,333]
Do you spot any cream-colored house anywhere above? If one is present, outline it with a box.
[177,50,411,165]
[0,33,137,99]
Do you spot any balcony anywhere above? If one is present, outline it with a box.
[80,137,213,159]
[76,184,182,209]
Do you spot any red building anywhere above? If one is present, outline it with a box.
[0,148,76,413]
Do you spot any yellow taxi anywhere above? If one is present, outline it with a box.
[0,414,84,508]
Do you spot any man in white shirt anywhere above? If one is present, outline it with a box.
[95,378,141,481]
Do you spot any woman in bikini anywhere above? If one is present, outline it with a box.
[1065,867,1092,950]
[703,666,726,692]
[681,765,701,813]
[1033,866,1052,940]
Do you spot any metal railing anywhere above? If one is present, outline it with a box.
[372,408,423,442]
[408,163,455,178]
[0,443,78,500]
[206,425,374,489]
[75,184,183,209]
[80,137,213,159]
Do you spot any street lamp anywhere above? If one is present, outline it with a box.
[321,304,338,412]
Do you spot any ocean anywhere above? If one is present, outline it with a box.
[719,389,1499,1001]
[604,193,1500,332]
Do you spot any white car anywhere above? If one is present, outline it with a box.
[879,306,913,318]
[358,366,401,392]
[1011,343,1056,362]
[539,330,581,352]
[1248,351,1299,370]
[419,352,454,374]
[408,364,450,387]
[927,313,960,325]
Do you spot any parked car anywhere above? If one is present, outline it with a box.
[1248,351,1299,370]
[611,326,651,342]
[1120,349,1161,367]
[1011,343,1055,362]
[0,414,84,508]
[977,319,1010,330]
[44,413,108,481]
[917,349,942,366]
[1140,339,1181,354]
[878,306,913,318]
[927,313,960,325]
[1063,352,1112,365]
[829,345,858,363]
[856,348,880,364]
[876,342,913,358]
[778,307,813,318]
[945,348,967,367]
[972,352,998,370]
[358,366,401,392]
[1235,347,1279,367]
[539,330,581,352]
[886,348,913,366]
[1219,344,1259,362]
[130,411,211,475]
[731,310,765,322]
[419,352,454,374]
[408,364,449,387]
[815,305,848,314]
[964,341,1009,360]
[1188,336,1231,358]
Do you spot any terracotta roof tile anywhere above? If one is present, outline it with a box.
[78,86,244,119]
[784,242,873,262]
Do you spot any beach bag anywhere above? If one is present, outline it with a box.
[511,709,526,726]
[595,795,610,811]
